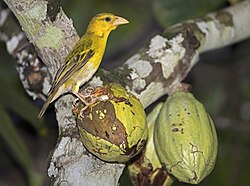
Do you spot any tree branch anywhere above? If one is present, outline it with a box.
[0,2,49,101]
[1,0,250,185]
[111,0,250,108]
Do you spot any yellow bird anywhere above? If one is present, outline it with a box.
[38,13,129,118]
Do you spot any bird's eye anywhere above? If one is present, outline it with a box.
[104,17,112,22]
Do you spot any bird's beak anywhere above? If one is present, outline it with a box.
[113,16,129,26]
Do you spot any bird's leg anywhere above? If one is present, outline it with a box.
[72,98,79,107]
[73,92,92,105]
[72,84,92,108]
[73,85,109,114]
[72,85,99,113]
[72,92,92,113]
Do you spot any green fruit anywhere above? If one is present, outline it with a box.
[74,83,148,163]
[128,103,173,186]
[154,91,218,184]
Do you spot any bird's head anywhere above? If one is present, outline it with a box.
[87,13,129,37]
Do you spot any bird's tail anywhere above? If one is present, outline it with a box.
[38,92,56,118]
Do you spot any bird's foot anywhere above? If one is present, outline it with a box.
[73,86,111,117]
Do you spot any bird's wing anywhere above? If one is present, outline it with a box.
[49,39,95,94]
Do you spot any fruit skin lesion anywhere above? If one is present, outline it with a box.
[79,101,128,148]
[73,83,147,162]
[168,143,199,183]
[171,123,184,134]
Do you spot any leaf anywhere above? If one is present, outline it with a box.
[0,76,47,136]
[0,106,42,186]
[153,0,226,28]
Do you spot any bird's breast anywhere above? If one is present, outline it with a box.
[75,60,100,87]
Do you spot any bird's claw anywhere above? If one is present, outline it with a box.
[73,98,80,107]
[74,86,110,117]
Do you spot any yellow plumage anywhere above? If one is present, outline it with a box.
[38,13,129,118]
